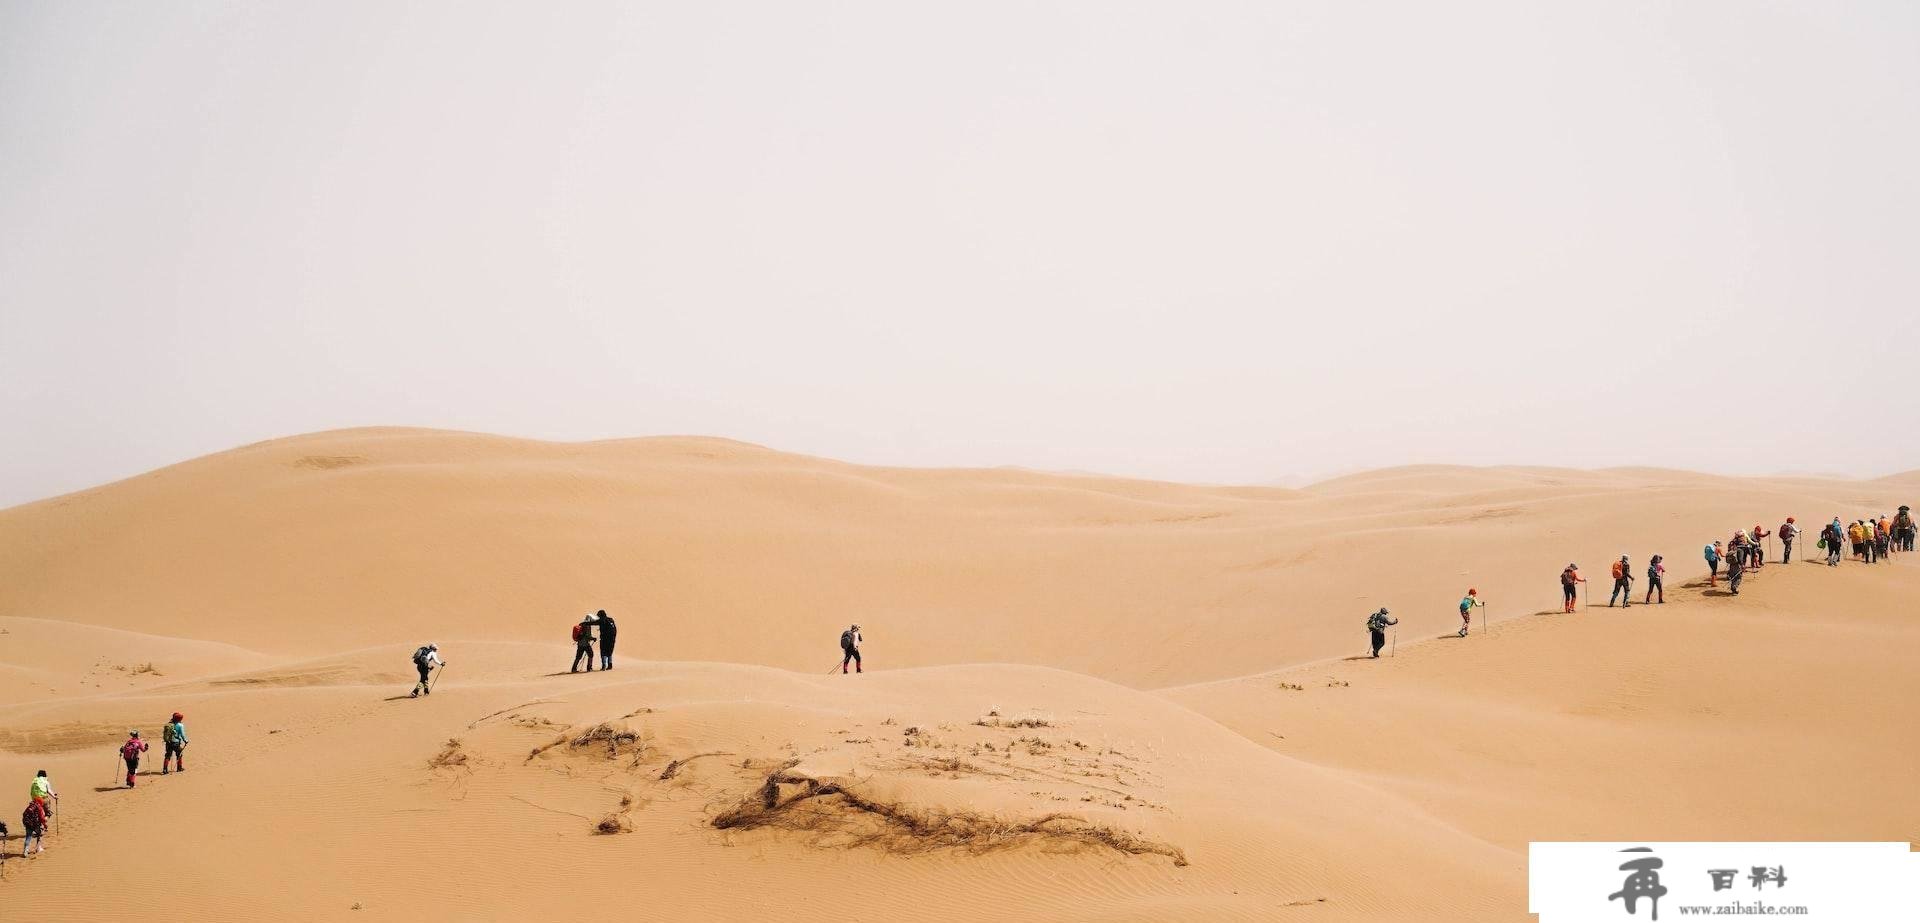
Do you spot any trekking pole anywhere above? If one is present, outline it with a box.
[1391,627,1397,657]
[428,663,446,693]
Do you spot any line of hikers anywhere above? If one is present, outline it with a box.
[7,714,188,858]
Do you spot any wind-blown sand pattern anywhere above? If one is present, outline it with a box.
[1,429,1913,920]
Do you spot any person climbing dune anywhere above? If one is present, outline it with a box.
[1366,608,1397,657]
[20,798,47,857]
[1457,589,1483,637]
[1608,555,1634,607]
[571,617,596,673]
[1779,518,1798,563]
[120,730,148,788]
[162,712,188,773]
[840,623,864,674]
[1645,554,1666,604]
[1705,541,1723,586]
[1561,564,1585,613]
[410,643,444,697]
[595,610,618,670]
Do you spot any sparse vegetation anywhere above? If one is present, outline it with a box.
[711,761,1187,866]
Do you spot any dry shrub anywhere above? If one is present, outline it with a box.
[594,814,633,835]
[529,722,643,762]
[659,751,731,781]
[711,762,1186,867]
[428,738,468,770]
[975,715,1052,729]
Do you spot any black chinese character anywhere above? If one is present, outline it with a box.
[1708,869,1737,891]
[1610,848,1667,920]
[1749,866,1787,890]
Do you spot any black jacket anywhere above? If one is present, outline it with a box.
[597,617,617,642]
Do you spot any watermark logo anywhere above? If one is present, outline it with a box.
[1532,842,1918,922]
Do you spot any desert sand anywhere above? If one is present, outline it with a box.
[0,428,1913,921]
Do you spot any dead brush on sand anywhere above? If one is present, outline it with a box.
[527,722,644,762]
[711,760,1187,866]
[974,714,1053,729]
[427,738,468,770]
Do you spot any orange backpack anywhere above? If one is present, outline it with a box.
[1611,561,1626,579]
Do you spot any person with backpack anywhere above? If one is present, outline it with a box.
[120,730,149,788]
[1645,554,1666,604]
[1705,541,1723,586]
[409,643,444,697]
[27,770,54,822]
[1823,518,1844,566]
[1456,588,1483,637]
[571,617,597,673]
[839,624,864,674]
[594,610,617,670]
[1725,541,1746,595]
[1749,524,1770,570]
[1898,506,1915,552]
[1560,564,1585,613]
[20,798,47,857]
[1779,518,1797,563]
[161,712,189,773]
[1608,555,1634,607]
[1366,608,1397,657]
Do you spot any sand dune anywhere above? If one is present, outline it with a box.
[0,429,1912,920]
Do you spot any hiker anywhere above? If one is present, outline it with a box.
[1848,520,1866,561]
[1560,563,1585,613]
[1729,529,1752,570]
[840,623,864,674]
[1366,608,1397,657]
[1705,541,1723,586]
[1749,525,1769,569]
[1726,541,1745,595]
[1874,516,1891,561]
[20,798,46,857]
[1779,518,1797,563]
[410,643,444,697]
[571,617,596,673]
[161,712,188,773]
[1823,518,1844,566]
[1645,555,1666,604]
[1457,588,1483,637]
[1898,506,1915,552]
[120,730,148,788]
[595,610,617,671]
[1608,555,1634,607]
[27,770,54,823]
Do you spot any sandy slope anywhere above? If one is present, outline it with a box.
[0,429,1912,920]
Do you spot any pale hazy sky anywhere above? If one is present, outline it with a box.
[3,2,1917,507]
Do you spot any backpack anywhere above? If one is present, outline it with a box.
[163,723,182,745]
[21,804,41,833]
[1365,612,1387,632]
[840,629,855,649]
[1610,561,1626,579]
[120,739,143,760]
[571,624,586,644]
[412,646,432,667]
[1561,569,1576,587]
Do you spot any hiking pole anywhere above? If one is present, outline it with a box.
[1391,627,1397,657]
[427,663,445,693]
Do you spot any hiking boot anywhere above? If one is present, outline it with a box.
[1457,628,1468,637]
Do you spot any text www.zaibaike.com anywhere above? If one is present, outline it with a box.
[1676,900,1811,915]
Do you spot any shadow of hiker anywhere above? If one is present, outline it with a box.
[382,694,420,702]
[1339,655,1380,662]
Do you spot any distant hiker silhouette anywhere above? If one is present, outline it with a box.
[571,617,596,673]
[840,624,863,674]
[595,610,617,670]
[410,644,444,697]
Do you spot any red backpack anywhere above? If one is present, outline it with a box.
[120,738,144,760]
